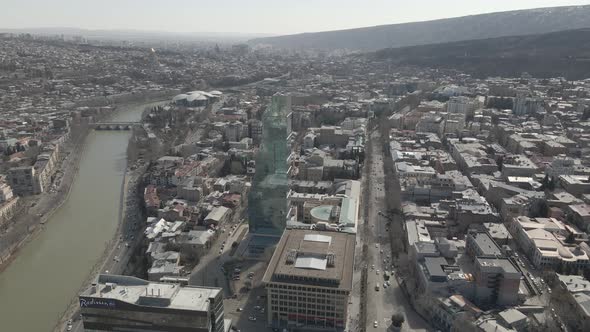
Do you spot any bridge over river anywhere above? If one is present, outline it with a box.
[89,121,141,130]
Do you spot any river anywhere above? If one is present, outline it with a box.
[0,101,163,332]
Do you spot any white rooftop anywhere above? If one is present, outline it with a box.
[295,256,328,270]
[303,234,332,244]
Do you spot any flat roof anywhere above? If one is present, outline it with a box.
[262,229,355,290]
[424,256,448,278]
[470,232,502,256]
[80,274,221,312]
[476,257,520,277]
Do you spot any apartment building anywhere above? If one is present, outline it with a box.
[7,166,38,195]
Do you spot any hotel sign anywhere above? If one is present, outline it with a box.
[80,297,116,309]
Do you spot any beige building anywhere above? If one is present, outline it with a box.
[0,180,14,203]
[262,229,355,331]
[508,216,590,270]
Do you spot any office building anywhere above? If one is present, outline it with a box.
[79,274,224,332]
[473,257,521,306]
[262,229,355,331]
[248,94,290,235]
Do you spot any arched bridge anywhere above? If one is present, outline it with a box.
[89,122,141,131]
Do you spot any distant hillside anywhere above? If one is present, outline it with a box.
[0,27,273,43]
[250,5,590,51]
[369,28,590,80]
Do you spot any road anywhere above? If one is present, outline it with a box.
[364,128,430,332]
[188,210,247,293]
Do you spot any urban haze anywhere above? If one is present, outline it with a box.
[2,2,590,332]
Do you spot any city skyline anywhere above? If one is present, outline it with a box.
[3,2,590,332]
[0,0,588,35]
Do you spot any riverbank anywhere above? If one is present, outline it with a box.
[0,130,88,272]
[52,162,148,332]
[51,102,162,332]
[0,99,171,332]
[0,99,168,272]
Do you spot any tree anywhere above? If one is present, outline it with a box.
[530,199,549,218]
[548,176,556,191]
[538,199,549,218]
[540,175,556,191]
[391,313,405,328]
[565,232,577,244]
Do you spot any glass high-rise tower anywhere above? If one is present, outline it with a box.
[248,94,290,235]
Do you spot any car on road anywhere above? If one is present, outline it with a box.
[375,244,379,248]
[248,316,257,321]
[376,270,379,275]
[373,320,378,328]
[237,307,243,312]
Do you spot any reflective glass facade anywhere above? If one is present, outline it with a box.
[248,95,290,235]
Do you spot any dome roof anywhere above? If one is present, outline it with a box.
[310,205,333,222]
[172,94,188,102]
[186,92,205,102]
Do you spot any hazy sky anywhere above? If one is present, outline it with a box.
[2,0,590,35]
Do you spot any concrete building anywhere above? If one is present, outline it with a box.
[431,295,482,332]
[466,231,502,259]
[568,204,590,232]
[513,96,542,116]
[473,257,521,307]
[507,216,590,270]
[262,229,355,331]
[553,274,590,332]
[500,154,539,179]
[450,141,498,176]
[204,206,230,226]
[7,166,38,195]
[416,113,444,135]
[0,180,14,203]
[559,175,590,198]
[79,274,225,332]
[287,180,360,234]
[447,96,472,114]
